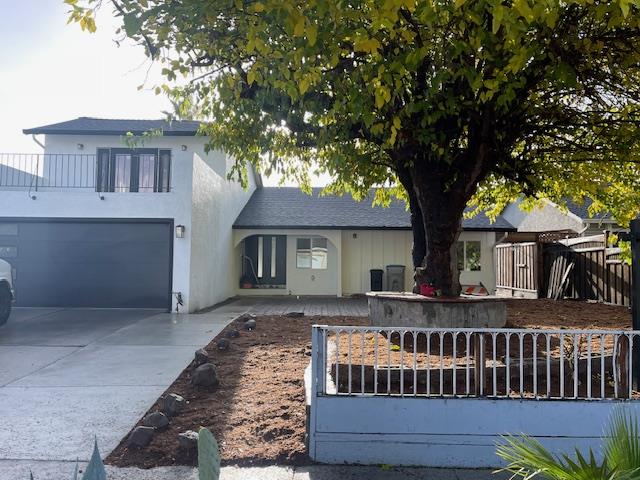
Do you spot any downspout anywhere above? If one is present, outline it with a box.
[31,134,45,149]
[29,135,45,199]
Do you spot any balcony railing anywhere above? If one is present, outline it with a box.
[0,153,171,192]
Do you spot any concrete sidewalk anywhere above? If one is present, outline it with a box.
[0,462,505,480]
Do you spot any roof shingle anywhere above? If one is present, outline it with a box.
[23,117,201,136]
[234,187,515,231]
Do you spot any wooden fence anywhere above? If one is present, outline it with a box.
[544,236,632,306]
[495,242,540,299]
[495,234,632,306]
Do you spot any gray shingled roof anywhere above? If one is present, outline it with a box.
[234,187,515,231]
[564,198,611,221]
[23,117,201,136]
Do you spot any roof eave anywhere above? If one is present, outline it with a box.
[22,128,198,136]
[232,224,516,232]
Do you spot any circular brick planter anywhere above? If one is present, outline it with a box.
[367,292,507,329]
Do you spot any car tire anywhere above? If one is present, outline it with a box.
[0,284,11,326]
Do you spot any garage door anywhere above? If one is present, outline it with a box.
[0,219,172,309]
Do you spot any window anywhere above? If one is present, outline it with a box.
[257,236,264,278]
[296,237,328,269]
[457,240,481,271]
[96,148,171,192]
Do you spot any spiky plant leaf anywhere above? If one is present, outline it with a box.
[603,407,640,475]
[496,434,609,480]
[198,427,221,480]
[81,438,106,480]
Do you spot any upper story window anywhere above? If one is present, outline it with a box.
[96,148,171,193]
[457,240,482,271]
[296,237,328,269]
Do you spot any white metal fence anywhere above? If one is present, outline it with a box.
[312,325,640,400]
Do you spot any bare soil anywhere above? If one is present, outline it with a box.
[107,299,630,468]
[107,315,368,468]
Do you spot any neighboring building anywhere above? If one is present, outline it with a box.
[0,116,520,312]
[233,188,515,297]
[502,197,627,236]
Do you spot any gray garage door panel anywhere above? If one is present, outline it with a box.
[0,220,172,309]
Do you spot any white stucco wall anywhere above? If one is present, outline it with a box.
[0,133,255,312]
[188,153,257,311]
[234,229,342,296]
[502,198,583,233]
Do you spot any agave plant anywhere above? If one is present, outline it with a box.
[26,431,221,480]
[496,408,640,479]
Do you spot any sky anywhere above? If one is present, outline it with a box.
[0,1,320,186]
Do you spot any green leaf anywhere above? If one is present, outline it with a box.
[492,4,504,34]
[81,438,106,480]
[294,16,305,37]
[307,24,318,46]
[123,14,142,36]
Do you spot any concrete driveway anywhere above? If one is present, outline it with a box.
[0,304,247,476]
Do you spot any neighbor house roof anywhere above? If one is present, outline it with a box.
[563,198,612,222]
[23,117,201,136]
[234,187,516,231]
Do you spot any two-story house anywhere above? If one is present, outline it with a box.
[0,117,259,312]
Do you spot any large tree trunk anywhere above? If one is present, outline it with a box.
[403,150,491,296]
[397,166,426,293]
[412,180,466,297]
[394,110,494,296]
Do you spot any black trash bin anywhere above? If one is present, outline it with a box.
[370,269,384,291]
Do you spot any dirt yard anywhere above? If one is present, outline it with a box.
[107,299,630,468]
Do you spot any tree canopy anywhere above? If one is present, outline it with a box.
[68,0,640,293]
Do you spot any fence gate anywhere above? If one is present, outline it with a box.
[495,242,539,298]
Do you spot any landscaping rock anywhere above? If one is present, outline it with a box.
[194,348,210,366]
[161,393,187,417]
[127,426,154,447]
[217,338,230,351]
[244,319,257,331]
[238,313,256,322]
[142,412,169,430]
[226,329,240,339]
[178,430,199,451]
[191,363,219,387]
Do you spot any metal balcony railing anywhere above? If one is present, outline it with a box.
[0,153,172,192]
[0,153,97,190]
